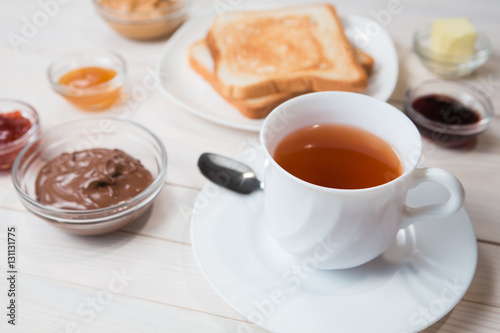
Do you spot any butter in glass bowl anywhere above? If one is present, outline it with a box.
[414,18,490,77]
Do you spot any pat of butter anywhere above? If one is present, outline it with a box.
[431,18,477,57]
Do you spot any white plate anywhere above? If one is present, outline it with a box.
[191,149,477,333]
[157,8,399,132]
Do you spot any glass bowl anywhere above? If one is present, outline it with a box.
[93,0,190,40]
[0,99,41,170]
[12,118,167,235]
[404,79,493,148]
[414,24,490,77]
[48,50,126,111]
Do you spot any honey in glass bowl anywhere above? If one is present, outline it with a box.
[48,50,126,111]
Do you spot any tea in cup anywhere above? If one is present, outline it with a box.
[261,92,464,269]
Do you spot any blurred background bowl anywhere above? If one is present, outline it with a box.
[93,0,190,40]
[12,117,167,235]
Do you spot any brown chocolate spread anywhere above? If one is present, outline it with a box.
[35,148,153,210]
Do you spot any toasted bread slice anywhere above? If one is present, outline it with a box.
[188,39,374,118]
[355,48,375,75]
[188,39,305,118]
[206,4,368,99]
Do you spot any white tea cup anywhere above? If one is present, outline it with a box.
[260,92,464,269]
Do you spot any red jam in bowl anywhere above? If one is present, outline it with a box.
[411,94,482,148]
[0,110,34,169]
[0,111,32,144]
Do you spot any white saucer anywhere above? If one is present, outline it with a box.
[157,7,399,132]
[190,149,477,333]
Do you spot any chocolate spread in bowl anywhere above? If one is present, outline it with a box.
[35,148,153,210]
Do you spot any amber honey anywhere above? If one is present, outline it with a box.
[273,123,403,189]
[58,67,121,110]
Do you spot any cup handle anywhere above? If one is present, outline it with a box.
[401,167,465,229]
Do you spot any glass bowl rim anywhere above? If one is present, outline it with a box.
[12,117,167,223]
[403,78,494,135]
[93,0,191,24]
[413,24,491,64]
[0,99,41,153]
[47,49,127,97]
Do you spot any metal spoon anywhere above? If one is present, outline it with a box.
[197,153,262,194]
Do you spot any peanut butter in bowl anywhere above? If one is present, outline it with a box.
[94,0,190,40]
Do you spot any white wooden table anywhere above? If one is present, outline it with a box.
[1,0,499,332]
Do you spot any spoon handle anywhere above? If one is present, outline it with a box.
[197,153,261,194]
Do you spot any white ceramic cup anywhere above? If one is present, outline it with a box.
[260,92,464,269]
